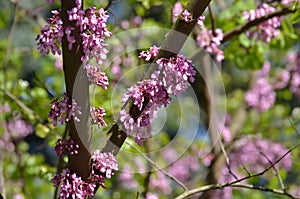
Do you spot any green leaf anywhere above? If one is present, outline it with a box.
[290,9,300,24]
[35,123,50,138]
[282,18,298,39]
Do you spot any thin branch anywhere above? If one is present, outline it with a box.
[222,7,297,43]
[0,89,45,123]
[289,119,300,136]
[208,5,216,36]
[175,142,300,199]
[260,151,285,190]
[126,142,189,191]
[241,162,251,177]
[218,138,238,180]
[3,1,19,90]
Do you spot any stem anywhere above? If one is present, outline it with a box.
[222,7,296,43]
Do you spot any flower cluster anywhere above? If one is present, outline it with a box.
[0,113,33,152]
[245,78,276,112]
[36,10,63,55]
[155,54,196,96]
[51,169,95,199]
[120,49,196,144]
[85,65,109,89]
[52,151,118,198]
[48,93,82,126]
[138,45,160,61]
[54,137,79,157]
[286,52,300,98]
[244,4,282,43]
[91,150,118,179]
[70,6,111,65]
[245,61,276,112]
[172,1,205,24]
[196,28,224,62]
[120,80,170,145]
[90,106,107,127]
[245,55,300,111]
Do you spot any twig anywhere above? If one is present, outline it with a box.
[218,138,238,180]
[126,142,189,191]
[289,119,300,136]
[0,89,44,123]
[175,142,300,199]
[222,7,297,43]
[32,71,55,98]
[260,151,285,190]
[241,162,251,177]
[3,2,19,90]
[208,5,216,36]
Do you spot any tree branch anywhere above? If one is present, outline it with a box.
[61,0,91,180]
[175,142,300,199]
[222,7,296,43]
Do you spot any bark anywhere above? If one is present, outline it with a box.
[61,0,91,179]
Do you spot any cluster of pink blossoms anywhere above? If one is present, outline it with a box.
[51,169,95,199]
[85,64,109,89]
[67,4,111,65]
[286,52,300,98]
[246,52,300,111]
[48,93,82,126]
[52,151,118,198]
[196,28,224,62]
[54,137,79,157]
[36,10,63,55]
[244,4,282,43]
[245,62,276,112]
[90,106,107,127]
[120,46,196,145]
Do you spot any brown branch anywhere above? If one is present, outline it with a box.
[222,7,296,43]
[208,5,216,36]
[61,0,91,180]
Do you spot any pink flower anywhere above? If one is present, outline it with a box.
[273,70,290,89]
[54,137,79,157]
[85,65,109,89]
[90,106,107,127]
[197,16,205,26]
[51,169,95,199]
[245,78,276,112]
[36,10,63,55]
[181,9,193,23]
[48,93,82,126]
[196,28,224,62]
[139,45,160,61]
[91,150,118,179]
[172,2,183,18]
[244,4,282,43]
